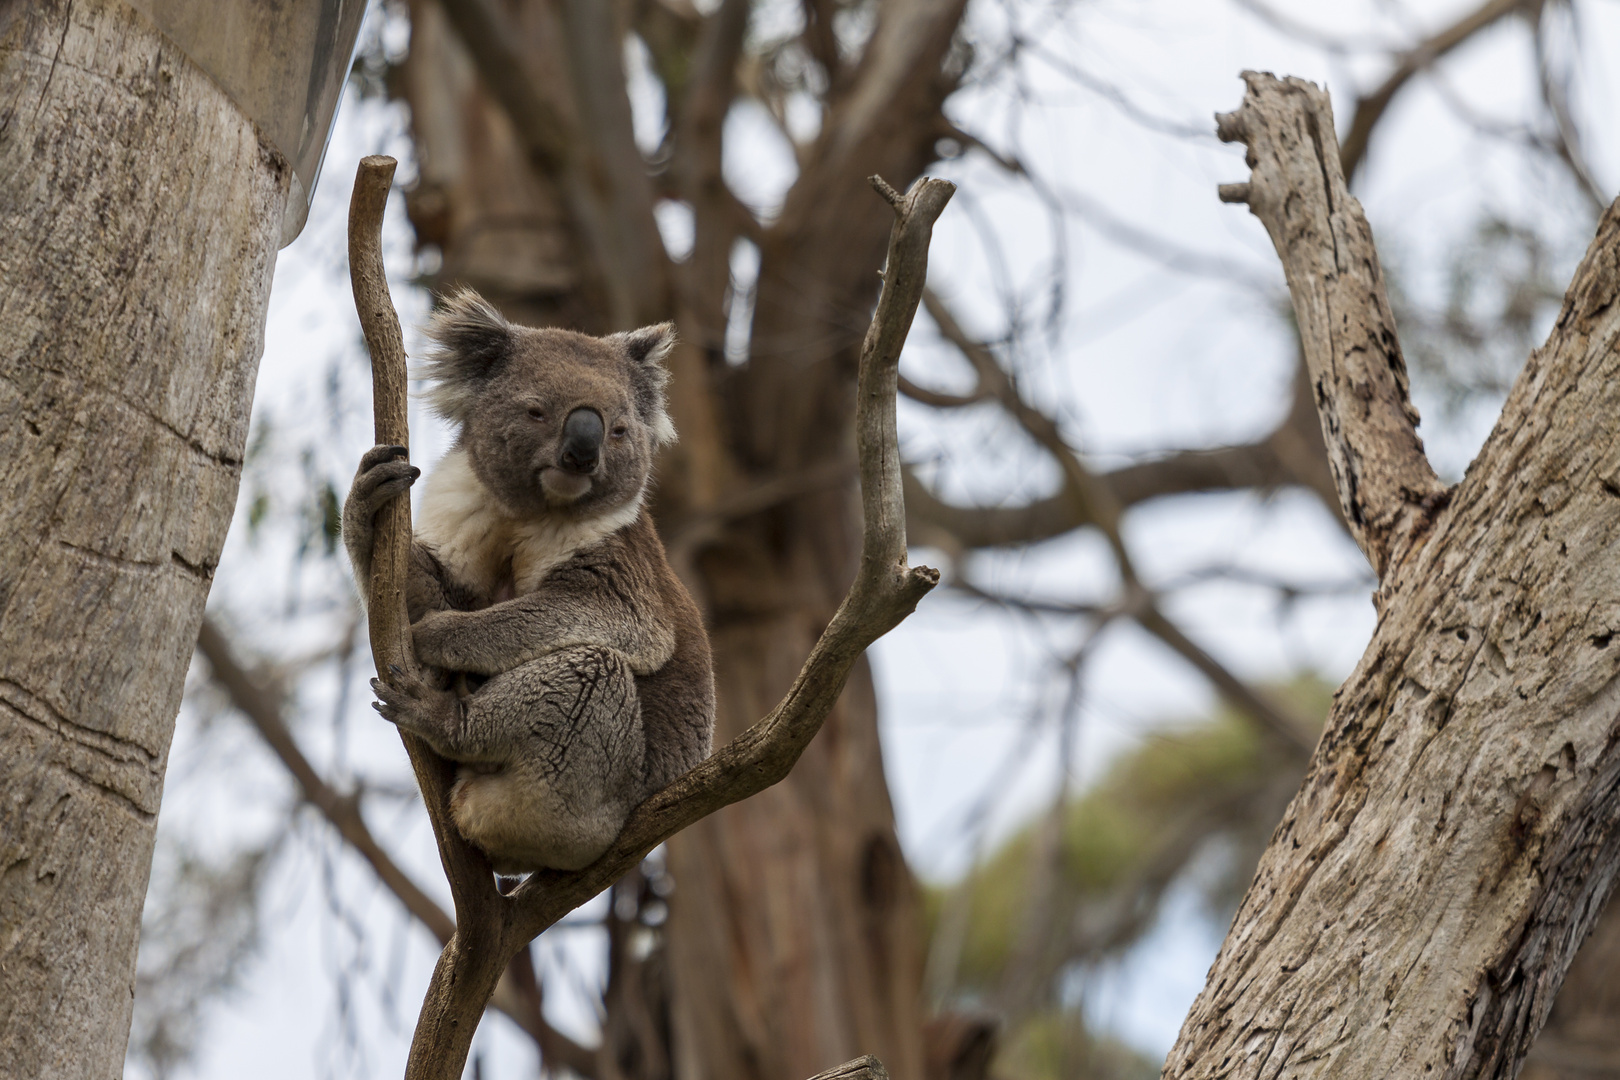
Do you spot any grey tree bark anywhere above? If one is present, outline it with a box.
[1166,73,1620,1080]
[0,2,288,1076]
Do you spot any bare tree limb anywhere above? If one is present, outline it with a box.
[807,1056,891,1080]
[913,288,1319,755]
[1218,74,1448,583]
[350,167,946,1079]
[1167,74,1620,1080]
[1338,0,1533,180]
[350,157,513,1080]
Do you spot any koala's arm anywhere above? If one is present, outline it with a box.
[343,445,483,619]
[411,553,677,676]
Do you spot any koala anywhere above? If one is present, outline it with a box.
[342,289,714,874]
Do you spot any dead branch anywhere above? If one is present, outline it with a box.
[348,164,945,1080]
[1166,75,1620,1080]
[1218,74,1447,583]
[916,288,1318,756]
[349,156,512,1080]
[808,1058,891,1080]
[1338,0,1533,179]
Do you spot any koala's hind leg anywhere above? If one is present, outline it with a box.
[448,646,647,872]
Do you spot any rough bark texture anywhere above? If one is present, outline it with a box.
[1522,896,1620,1078]
[1216,75,1446,583]
[0,1,288,1076]
[1165,73,1620,1080]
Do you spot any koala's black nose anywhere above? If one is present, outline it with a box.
[559,407,605,473]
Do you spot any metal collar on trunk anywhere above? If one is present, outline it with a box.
[125,0,368,246]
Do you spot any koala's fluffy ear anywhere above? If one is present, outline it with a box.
[420,288,513,424]
[610,322,678,448]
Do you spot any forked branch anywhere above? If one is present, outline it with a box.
[1217,73,1447,582]
[348,160,946,1079]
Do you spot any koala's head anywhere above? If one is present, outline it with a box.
[419,289,677,520]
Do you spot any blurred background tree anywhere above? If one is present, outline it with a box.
[122,1,1619,1078]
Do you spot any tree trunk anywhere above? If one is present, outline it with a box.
[1523,896,1620,1078]
[1165,73,1620,1080]
[0,2,287,1076]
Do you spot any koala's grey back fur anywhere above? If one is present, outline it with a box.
[343,289,714,873]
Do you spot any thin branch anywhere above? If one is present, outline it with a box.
[918,290,1318,756]
[194,618,598,1077]
[196,618,452,943]
[1338,0,1533,180]
[808,1058,891,1080]
[1218,74,1448,582]
[349,157,511,1080]
[349,168,947,1079]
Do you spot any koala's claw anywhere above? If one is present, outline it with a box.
[370,672,459,743]
[359,444,411,471]
[354,458,420,513]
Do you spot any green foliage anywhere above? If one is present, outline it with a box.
[925,676,1334,1077]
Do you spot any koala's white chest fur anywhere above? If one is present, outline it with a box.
[415,446,642,598]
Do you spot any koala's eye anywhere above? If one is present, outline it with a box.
[527,407,545,420]
[609,423,629,440]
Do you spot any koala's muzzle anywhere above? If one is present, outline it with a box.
[559,407,605,473]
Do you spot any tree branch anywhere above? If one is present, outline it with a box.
[1167,75,1620,1080]
[350,166,947,1079]
[349,157,514,1080]
[1218,74,1447,583]
[193,617,598,1077]
[808,1057,891,1080]
[1337,0,1533,180]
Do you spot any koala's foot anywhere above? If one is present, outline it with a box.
[371,666,462,749]
[352,445,419,515]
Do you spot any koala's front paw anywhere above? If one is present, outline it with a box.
[350,445,420,516]
[411,610,467,670]
[343,446,421,578]
[371,666,461,747]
